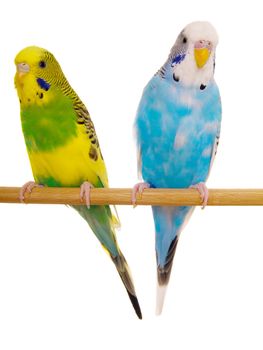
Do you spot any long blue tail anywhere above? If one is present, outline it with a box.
[152,205,194,314]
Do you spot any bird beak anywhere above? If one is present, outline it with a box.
[194,41,212,69]
[16,63,30,78]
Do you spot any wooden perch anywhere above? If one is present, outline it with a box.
[1,187,263,206]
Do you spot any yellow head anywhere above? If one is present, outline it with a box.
[15,46,68,107]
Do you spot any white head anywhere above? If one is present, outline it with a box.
[161,21,219,89]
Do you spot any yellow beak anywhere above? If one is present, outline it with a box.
[194,48,210,68]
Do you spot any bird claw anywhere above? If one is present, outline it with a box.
[131,182,150,207]
[190,182,209,209]
[80,181,94,209]
[19,181,43,203]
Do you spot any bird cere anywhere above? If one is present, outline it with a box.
[12,21,221,318]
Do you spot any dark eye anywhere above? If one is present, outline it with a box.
[182,37,187,44]
[39,60,46,68]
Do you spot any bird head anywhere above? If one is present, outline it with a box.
[165,21,219,89]
[14,46,67,106]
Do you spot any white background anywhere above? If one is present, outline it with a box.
[0,0,263,349]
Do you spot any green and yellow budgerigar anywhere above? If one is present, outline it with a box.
[14,46,142,319]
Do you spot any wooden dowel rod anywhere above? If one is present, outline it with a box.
[1,187,263,206]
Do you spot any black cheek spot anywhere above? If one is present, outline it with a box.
[39,92,44,99]
[200,84,206,90]
[173,74,180,82]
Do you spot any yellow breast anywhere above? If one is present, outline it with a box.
[28,126,107,187]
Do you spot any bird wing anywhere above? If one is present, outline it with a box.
[73,99,109,188]
[73,98,120,228]
[207,126,221,178]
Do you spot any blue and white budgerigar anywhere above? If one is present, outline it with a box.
[132,21,222,314]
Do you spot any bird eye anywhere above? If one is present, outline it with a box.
[39,60,46,68]
[182,37,187,44]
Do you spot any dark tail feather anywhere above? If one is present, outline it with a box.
[71,204,142,318]
[125,290,142,320]
[156,236,179,315]
[157,236,179,286]
[112,253,142,319]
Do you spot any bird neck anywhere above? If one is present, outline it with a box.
[157,53,215,89]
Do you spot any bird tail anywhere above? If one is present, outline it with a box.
[72,204,142,319]
[111,251,142,319]
[156,236,179,315]
[153,205,194,315]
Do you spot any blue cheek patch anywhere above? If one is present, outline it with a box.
[37,78,51,91]
[171,53,186,66]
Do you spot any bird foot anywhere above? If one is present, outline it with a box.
[19,181,43,202]
[80,181,94,209]
[131,182,150,206]
[190,182,209,209]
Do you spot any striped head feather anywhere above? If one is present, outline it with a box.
[15,46,79,108]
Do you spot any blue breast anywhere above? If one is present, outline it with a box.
[135,75,221,188]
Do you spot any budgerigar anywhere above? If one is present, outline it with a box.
[15,46,142,319]
[132,22,222,314]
